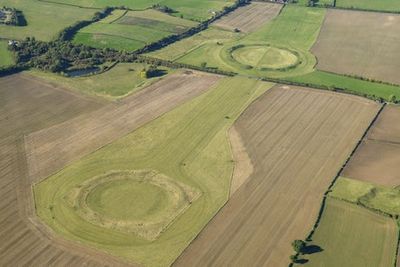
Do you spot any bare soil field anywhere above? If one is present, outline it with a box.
[343,105,400,187]
[212,2,282,33]
[174,85,380,267]
[25,71,221,182]
[0,73,129,266]
[312,10,400,85]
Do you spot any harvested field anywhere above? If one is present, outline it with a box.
[26,71,221,182]
[0,73,128,266]
[212,2,282,32]
[174,85,380,267]
[343,105,400,187]
[312,9,400,85]
[303,198,398,266]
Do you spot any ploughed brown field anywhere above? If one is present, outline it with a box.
[212,2,282,33]
[0,73,128,266]
[174,85,380,267]
[25,71,220,182]
[312,9,400,85]
[343,105,400,187]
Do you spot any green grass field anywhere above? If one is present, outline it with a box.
[152,6,325,78]
[330,177,400,216]
[74,9,197,51]
[34,77,273,266]
[287,70,400,101]
[336,0,400,12]
[28,63,169,98]
[0,0,96,41]
[0,41,14,67]
[301,198,398,267]
[38,0,234,21]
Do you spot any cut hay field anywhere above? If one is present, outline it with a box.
[0,0,95,41]
[174,85,380,267]
[29,63,170,99]
[0,41,14,67]
[151,6,325,78]
[312,9,400,85]
[0,73,130,266]
[343,105,400,187]
[336,0,400,12]
[33,77,273,266]
[73,9,197,51]
[301,198,398,267]
[42,0,234,21]
[212,2,282,33]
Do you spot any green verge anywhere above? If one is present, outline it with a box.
[300,197,398,267]
[0,41,14,67]
[0,0,96,41]
[28,63,170,99]
[335,0,400,12]
[286,71,400,100]
[34,77,274,267]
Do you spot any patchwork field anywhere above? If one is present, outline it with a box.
[151,6,325,78]
[33,77,273,266]
[74,9,197,51]
[343,105,400,186]
[41,0,235,21]
[0,0,95,41]
[26,70,220,182]
[301,198,398,266]
[312,9,400,85]
[0,73,131,266]
[336,0,400,12]
[212,2,282,32]
[29,63,170,99]
[0,41,14,67]
[174,85,380,267]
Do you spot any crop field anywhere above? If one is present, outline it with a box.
[0,0,95,41]
[343,105,400,186]
[150,6,325,78]
[302,198,398,266]
[0,41,14,67]
[28,63,170,99]
[0,73,131,266]
[212,2,282,32]
[74,9,197,51]
[336,0,400,12]
[174,85,380,267]
[312,10,400,85]
[42,0,234,21]
[26,71,220,182]
[33,77,273,266]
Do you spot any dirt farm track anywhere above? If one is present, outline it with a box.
[174,85,380,266]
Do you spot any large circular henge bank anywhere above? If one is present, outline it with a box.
[230,44,299,70]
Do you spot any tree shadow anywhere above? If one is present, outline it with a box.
[302,245,323,255]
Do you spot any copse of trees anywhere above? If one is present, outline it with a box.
[0,7,27,26]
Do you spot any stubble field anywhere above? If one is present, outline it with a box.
[174,85,380,267]
[312,10,400,85]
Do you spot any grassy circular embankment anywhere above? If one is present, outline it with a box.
[231,45,299,70]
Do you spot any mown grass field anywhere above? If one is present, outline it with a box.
[0,41,14,67]
[40,0,235,21]
[0,0,95,41]
[29,63,170,98]
[336,0,400,12]
[151,6,325,78]
[34,77,273,267]
[302,198,398,267]
[74,9,197,51]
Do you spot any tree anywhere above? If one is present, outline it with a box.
[292,239,306,254]
[389,94,397,103]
